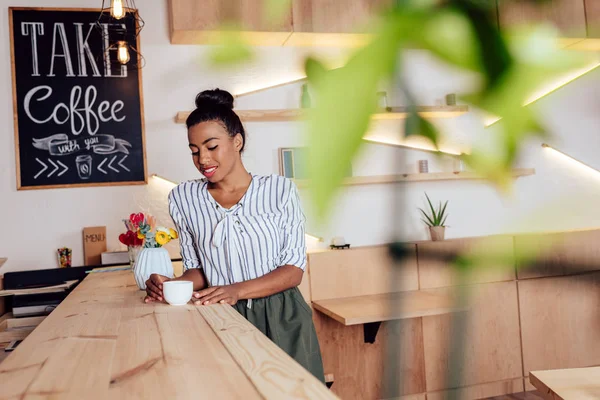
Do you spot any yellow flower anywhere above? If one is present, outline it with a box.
[169,228,178,239]
[156,231,170,246]
[137,230,145,239]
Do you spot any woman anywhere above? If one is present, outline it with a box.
[144,89,325,382]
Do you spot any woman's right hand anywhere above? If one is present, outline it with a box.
[144,274,171,303]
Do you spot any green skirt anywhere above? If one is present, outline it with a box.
[233,287,326,383]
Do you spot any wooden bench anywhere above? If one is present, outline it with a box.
[312,288,462,343]
[529,367,600,400]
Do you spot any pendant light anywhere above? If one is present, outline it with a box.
[92,0,145,71]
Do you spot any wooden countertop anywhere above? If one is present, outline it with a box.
[0,271,337,399]
[530,367,600,400]
[311,288,461,326]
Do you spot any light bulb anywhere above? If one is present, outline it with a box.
[117,41,130,64]
[111,0,126,19]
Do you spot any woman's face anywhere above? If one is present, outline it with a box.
[188,121,243,183]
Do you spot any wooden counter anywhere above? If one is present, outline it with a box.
[530,367,600,400]
[0,271,336,399]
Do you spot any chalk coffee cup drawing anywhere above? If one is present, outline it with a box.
[162,281,193,306]
[76,155,93,179]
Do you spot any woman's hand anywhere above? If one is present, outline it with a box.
[144,274,171,303]
[193,284,240,306]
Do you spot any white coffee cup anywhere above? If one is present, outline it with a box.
[162,281,193,306]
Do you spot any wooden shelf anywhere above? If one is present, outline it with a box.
[292,168,535,187]
[174,106,469,124]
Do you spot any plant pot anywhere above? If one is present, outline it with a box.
[429,226,446,241]
[133,248,174,290]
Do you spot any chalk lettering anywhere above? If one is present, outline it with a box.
[21,22,44,77]
[56,140,80,154]
[100,23,127,78]
[84,136,99,150]
[48,23,75,77]
[24,85,126,135]
[74,23,101,77]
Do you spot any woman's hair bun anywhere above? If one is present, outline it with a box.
[195,88,234,110]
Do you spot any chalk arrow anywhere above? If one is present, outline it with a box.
[56,160,69,177]
[47,159,59,177]
[118,155,130,172]
[108,155,119,173]
[97,158,108,174]
[34,158,48,179]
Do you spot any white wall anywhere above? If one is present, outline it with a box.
[2,0,600,273]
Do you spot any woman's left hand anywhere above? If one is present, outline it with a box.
[193,284,240,306]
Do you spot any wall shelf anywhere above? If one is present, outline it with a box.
[292,168,535,187]
[174,106,469,124]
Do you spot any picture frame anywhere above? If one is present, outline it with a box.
[278,147,352,180]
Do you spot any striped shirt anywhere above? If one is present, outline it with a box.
[168,174,307,287]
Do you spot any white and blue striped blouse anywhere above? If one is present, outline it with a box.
[168,174,307,287]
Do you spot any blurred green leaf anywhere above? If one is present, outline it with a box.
[454,0,513,91]
[263,0,292,27]
[207,28,254,66]
[417,8,481,72]
[304,15,404,221]
[405,111,439,148]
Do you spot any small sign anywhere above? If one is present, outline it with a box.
[9,7,147,190]
[83,226,107,266]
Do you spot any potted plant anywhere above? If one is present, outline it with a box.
[418,193,448,241]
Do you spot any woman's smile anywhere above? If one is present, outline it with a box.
[201,165,218,178]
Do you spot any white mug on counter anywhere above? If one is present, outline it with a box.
[162,281,193,306]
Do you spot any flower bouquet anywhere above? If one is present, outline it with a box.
[119,212,178,290]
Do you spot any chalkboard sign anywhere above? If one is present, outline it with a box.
[9,7,147,190]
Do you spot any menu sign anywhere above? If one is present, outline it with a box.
[9,7,147,190]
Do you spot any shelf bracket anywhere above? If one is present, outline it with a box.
[363,322,382,344]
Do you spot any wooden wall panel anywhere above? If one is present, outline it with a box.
[313,311,425,400]
[498,0,587,38]
[298,264,312,303]
[585,0,600,37]
[417,236,515,290]
[515,229,600,279]
[519,272,600,374]
[308,245,419,301]
[291,0,392,33]
[422,281,522,391]
[426,378,524,400]
[169,0,293,45]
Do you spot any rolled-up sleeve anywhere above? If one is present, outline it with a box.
[278,181,307,270]
[169,190,202,272]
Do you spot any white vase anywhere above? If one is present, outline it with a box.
[133,248,174,290]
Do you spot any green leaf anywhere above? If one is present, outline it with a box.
[440,200,448,220]
[305,15,403,221]
[404,111,440,148]
[263,0,291,28]
[419,208,435,226]
[207,28,254,66]
[425,192,437,221]
[454,0,513,92]
[417,8,481,72]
